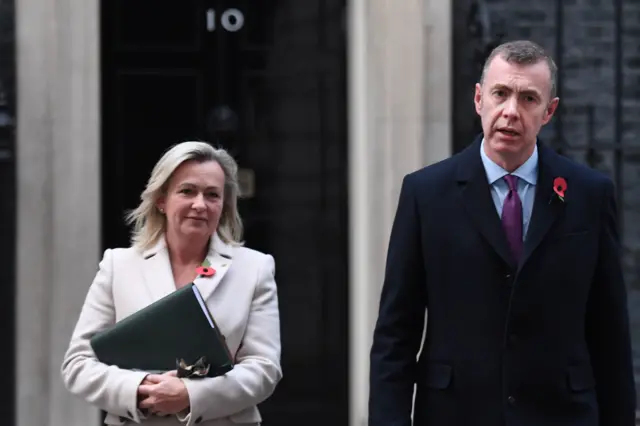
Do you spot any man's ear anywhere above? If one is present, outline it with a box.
[474,83,483,115]
[542,97,560,125]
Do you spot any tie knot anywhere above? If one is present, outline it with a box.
[504,174,518,191]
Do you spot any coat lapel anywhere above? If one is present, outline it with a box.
[518,142,565,271]
[457,136,516,268]
[457,136,565,270]
[140,233,235,302]
[193,233,234,301]
[141,239,178,302]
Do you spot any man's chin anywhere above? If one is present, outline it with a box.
[494,145,522,156]
[489,134,529,151]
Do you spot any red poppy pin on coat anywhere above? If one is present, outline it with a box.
[553,177,567,202]
[196,259,216,277]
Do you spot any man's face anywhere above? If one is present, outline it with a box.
[474,55,559,166]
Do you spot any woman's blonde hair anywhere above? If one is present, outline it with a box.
[125,141,244,251]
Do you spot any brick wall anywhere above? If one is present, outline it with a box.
[453,0,640,408]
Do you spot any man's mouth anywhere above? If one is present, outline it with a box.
[497,128,519,137]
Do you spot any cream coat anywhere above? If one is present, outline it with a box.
[61,234,282,426]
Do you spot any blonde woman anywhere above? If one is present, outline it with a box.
[61,141,282,426]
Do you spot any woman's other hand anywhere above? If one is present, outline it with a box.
[137,371,189,414]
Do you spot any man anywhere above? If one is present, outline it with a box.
[369,40,636,426]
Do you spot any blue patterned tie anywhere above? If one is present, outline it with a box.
[502,175,523,261]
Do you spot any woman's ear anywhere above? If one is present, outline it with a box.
[156,196,166,214]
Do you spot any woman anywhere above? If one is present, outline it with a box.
[61,141,282,426]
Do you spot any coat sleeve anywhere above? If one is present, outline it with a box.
[60,249,149,422]
[369,174,428,426]
[176,254,282,426]
[586,178,636,425]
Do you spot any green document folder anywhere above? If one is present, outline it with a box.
[90,283,234,378]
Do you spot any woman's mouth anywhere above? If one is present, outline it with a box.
[187,217,207,222]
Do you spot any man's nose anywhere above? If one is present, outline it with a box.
[502,97,519,118]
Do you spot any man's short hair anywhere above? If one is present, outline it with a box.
[480,40,558,99]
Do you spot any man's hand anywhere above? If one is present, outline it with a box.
[137,371,190,414]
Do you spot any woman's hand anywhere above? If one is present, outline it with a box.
[141,370,177,386]
[137,371,190,414]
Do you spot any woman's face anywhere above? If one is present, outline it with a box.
[157,160,225,242]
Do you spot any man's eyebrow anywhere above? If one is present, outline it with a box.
[491,84,541,97]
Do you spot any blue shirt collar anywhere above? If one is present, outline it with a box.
[480,138,538,185]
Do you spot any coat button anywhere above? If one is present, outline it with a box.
[195,416,203,423]
[508,395,516,405]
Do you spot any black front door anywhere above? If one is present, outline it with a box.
[100,1,349,425]
[0,75,14,426]
[0,2,15,422]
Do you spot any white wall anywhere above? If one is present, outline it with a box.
[15,0,102,424]
[348,0,452,425]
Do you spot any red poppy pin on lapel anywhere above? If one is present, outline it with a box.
[196,259,215,277]
[553,177,567,202]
